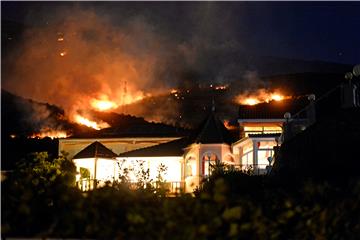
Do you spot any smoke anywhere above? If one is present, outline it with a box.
[13,96,70,134]
[2,6,175,122]
[2,3,268,127]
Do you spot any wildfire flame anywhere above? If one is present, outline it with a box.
[29,130,68,139]
[223,120,237,130]
[70,91,150,130]
[90,98,118,111]
[74,114,110,130]
[235,89,290,106]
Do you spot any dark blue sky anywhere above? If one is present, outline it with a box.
[2,1,360,64]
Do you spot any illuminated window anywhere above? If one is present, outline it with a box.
[241,151,253,166]
[257,150,274,166]
[257,140,276,168]
[244,126,282,136]
[202,153,218,176]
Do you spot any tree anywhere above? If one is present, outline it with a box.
[2,152,82,237]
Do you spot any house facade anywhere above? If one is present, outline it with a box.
[60,99,311,193]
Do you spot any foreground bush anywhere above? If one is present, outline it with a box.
[2,153,360,239]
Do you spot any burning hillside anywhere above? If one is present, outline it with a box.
[2,5,352,136]
[2,8,171,133]
[2,89,189,139]
[234,89,292,106]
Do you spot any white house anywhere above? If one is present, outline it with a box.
[63,98,311,193]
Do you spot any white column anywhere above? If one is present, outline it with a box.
[253,140,258,174]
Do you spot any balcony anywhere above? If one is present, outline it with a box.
[76,179,185,194]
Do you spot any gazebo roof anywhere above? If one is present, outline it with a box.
[73,141,118,159]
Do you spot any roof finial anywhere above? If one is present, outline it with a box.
[212,98,216,112]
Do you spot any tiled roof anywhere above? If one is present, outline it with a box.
[118,137,189,157]
[238,97,309,120]
[193,111,235,145]
[73,141,118,159]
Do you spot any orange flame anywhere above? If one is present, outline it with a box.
[90,98,118,111]
[74,114,110,130]
[121,94,145,105]
[223,120,236,130]
[235,89,290,106]
[29,130,68,139]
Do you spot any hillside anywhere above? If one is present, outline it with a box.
[123,72,349,128]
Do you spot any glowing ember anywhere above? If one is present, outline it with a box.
[29,130,68,139]
[235,89,290,106]
[223,120,236,130]
[170,89,178,94]
[90,98,118,111]
[215,85,228,90]
[57,37,64,42]
[74,114,110,130]
[59,51,66,57]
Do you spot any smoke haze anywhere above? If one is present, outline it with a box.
[2,2,356,128]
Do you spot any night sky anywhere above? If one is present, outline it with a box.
[2,1,360,64]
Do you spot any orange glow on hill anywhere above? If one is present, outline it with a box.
[29,130,68,139]
[90,98,118,111]
[235,89,290,106]
[74,114,110,130]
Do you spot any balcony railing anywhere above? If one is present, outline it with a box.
[76,178,185,193]
[230,164,272,175]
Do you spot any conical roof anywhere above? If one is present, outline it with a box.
[193,111,235,145]
[73,141,118,159]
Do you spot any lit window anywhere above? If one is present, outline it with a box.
[202,153,218,176]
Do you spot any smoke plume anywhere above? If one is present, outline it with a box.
[3,7,176,121]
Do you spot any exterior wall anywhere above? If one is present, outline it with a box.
[221,144,236,164]
[59,137,180,159]
[183,144,200,193]
[183,143,233,192]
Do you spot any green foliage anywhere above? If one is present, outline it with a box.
[80,167,90,179]
[117,160,169,196]
[3,154,360,239]
[2,152,81,237]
